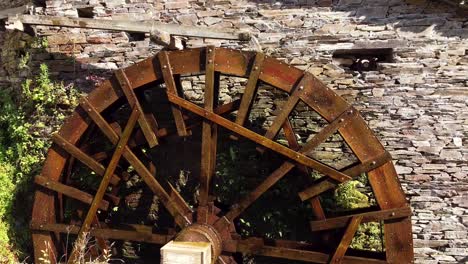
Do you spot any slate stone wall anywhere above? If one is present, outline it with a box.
[0,0,467,263]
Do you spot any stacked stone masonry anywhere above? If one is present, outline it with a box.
[0,0,467,263]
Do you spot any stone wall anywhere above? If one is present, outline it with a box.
[1,0,467,263]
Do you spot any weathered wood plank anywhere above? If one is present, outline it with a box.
[199,46,218,206]
[35,175,109,211]
[158,51,190,137]
[234,52,265,128]
[8,15,250,40]
[115,69,159,147]
[329,216,363,263]
[310,206,412,232]
[31,223,171,245]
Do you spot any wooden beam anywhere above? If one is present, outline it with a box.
[30,223,171,245]
[35,175,109,211]
[232,52,265,138]
[329,216,363,263]
[6,15,251,40]
[199,46,218,206]
[263,74,310,141]
[225,239,387,264]
[298,151,393,201]
[158,51,190,137]
[51,133,120,185]
[68,108,140,263]
[167,93,352,183]
[115,69,159,147]
[310,207,412,232]
[0,5,29,20]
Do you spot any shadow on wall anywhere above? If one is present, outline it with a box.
[246,0,468,39]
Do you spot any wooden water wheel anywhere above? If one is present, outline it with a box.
[31,47,414,264]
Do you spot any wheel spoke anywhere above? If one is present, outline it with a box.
[80,97,192,228]
[158,51,190,137]
[199,46,219,207]
[263,74,311,141]
[232,52,265,139]
[281,119,326,220]
[115,69,159,147]
[167,93,352,183]
[68,107,140,263]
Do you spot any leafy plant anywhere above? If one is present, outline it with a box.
[0,60,79,261]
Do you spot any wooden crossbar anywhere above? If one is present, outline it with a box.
[310,207,412,232]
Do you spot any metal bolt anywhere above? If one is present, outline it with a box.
[349,110,353,114]
[208,49,212,53]
[87,108,92,112]
[371,161,377,166]
[391,212,396,216]
[208,59,213,63]
[254,66,259,70]
[163,65,167,69]
[339,118,344,122]
[299,86,304,90]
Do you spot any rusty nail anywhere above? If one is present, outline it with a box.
[391,212,396,216]
[208,59,213,63]
[163,65,167,69]
[371,161,377,166]
[254,66,259,70]
[339,118,344,122]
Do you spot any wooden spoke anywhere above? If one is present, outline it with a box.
[167,93,352,183]
[30,223,172,245]
[282,119,326,220]
[263,74,311,141]
[223,238,386,264]
[81,96,192,228]
[68,107,140,263]
[158,51,190,137]
[329,216,363,263]
[35,175,110,211]
[231,52,265,140]
[51,133,120,186]
[298,151,393,201]
[310,207,412,232]
[199,46,219,206]
[115,69,159,147]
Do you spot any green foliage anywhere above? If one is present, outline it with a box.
[320,174,384,252]
[0,61,79,261]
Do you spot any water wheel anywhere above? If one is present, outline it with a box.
[31,47,414,264]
